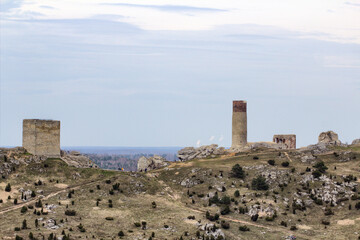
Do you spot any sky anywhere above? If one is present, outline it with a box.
[0,0,359,148]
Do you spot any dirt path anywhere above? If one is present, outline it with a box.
[284,152,293,162]
[0,180,101,215]
[185,205,311,240]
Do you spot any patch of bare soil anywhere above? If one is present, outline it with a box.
[169,162,194,168]
[337,219,355,225]
[184,219,197,225]
[54,183,69,189]
[298,225,312,230]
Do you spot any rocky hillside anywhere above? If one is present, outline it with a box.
[0,139,359,240]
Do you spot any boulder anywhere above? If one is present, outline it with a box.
[61,152,98,168]
[177,144,227,161]
[137,155,168,172]
[318,131,341,145]
[69,151,81,156]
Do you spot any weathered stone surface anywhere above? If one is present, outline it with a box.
[23,119,60,157]
[199,223,226,239]
[177,144,227,161]
[352,139,360,145]
[318,131,341,145]
[0,147,46,176]
[137,155,168,171]
[61,151,98,168]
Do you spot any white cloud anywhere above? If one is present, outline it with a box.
[219,135,224,142]
[2,0,360,43]
[209,136,215,141]
[196,140,201,147]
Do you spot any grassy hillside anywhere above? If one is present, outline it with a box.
[0,146,359,240]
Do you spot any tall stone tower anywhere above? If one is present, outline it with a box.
[23,119,60,157]
[232,100,247,148]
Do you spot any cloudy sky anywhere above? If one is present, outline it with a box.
[0,0,359,148]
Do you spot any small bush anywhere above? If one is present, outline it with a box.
[231,164,245,179]
[355,202,360,210]
[221,221,230,229]
[280,221,287,227]
[290,226,297,231]
[234,190,240,197]
[239,225,250,231]
[134,222,141,227]
[268,160,275,166]
[20,206,28,213]
[251,214,259,222]
[220,205,230,215]
[321,219,330,225]
[251,176,269,190]
[313,161,328,173]
[105,217,114,220]
[281,161,289,167]
[65,210,76,216]
[118,231,125,237]
[14,227,21,231]
[5,183,11,192]
[35,199,42,208]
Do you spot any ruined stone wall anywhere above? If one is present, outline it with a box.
[232,100,247,148]
[22,119,60,157]
[273,134,296,149]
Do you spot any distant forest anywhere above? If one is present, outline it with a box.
[86,153,178,171]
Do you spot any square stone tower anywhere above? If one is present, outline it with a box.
[22,119,60,157]
[232,100,247,148]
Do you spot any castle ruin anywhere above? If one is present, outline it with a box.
[231,100,247,148]
[22,119,60,157]
[273,134,296,149]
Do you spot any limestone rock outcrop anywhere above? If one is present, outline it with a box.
[352,139,360,145]
[0,147,46,176]
[177,144,227,161]
[318,131,341,145]
[137,155,168,172]
[60,150,98,168]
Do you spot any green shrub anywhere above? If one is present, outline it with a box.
[65,209,76,216]
[312,170,322,178]
[355,202,360,210]
[134,222,141,227]
[22,219,27,229]
[20,206,28,213]
[321,219,330,225]
[280,221,287,227]
[281,161,289,167]
[239,225,250,231]
[105,217,114,220]
[268,160,275,166]
[118,231,125,237]
[221,221,230,229]
[234,190,240,197]
[220,205,230,215]
[5,183,11,192]
[251,176,269,190]
[313,161,328,173]
[290,226,297,231]
[231,164,245,179]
